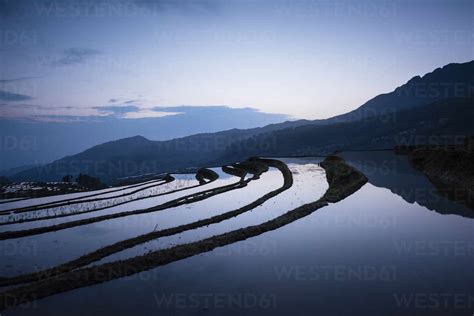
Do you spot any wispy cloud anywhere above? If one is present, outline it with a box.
[0,103,100,121]
[0,76,39,84]
[93,105,140,116]
[1,103,290,125]
[124,99,140,104]
[152,105,251,114]
[91,104,177,119]
[51,48,101,67]
[122,109,179,119]
[0,90,33,102]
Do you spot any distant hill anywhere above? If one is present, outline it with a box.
[10,119,310,183]
[9,60,474,183]
[222,97,474,159]
[0,163,43,177]
[0,106,293,170]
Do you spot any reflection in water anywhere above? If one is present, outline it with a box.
[3,155,474,316]
[340,151,474,218]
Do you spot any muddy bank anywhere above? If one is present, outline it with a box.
[222,166,247,180]
[320,156,368,202]
[397,143,474,209]
[232,160,269,179]
[0,156,367,310]
[195,168,219,185]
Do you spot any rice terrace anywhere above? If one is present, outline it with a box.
[1,0,473,315]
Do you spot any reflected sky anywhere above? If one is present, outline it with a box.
[4,154,474,315]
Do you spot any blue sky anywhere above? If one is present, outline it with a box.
[0,0,473,120]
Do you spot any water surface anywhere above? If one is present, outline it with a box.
[3,154,474,316]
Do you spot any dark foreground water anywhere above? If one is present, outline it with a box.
[4,152,474,316]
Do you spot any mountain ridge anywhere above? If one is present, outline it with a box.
[8,60,474,183]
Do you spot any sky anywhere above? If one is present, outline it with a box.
[0,0,473,120]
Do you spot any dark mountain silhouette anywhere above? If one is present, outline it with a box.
[10,120,310,183]
[9,60,474,183]
[325,60,474,123]
[223,97,474,159]
[0,106,293,170]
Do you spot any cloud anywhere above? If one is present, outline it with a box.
[0,90,33,102]
[93,105,140,115]
[122,109,179,119]
[0,76,39,84]
[1,104,290,124]
[51,48,101,67]
[152,105,253,114]
[108,98,140,104]
[148,105,290,122]
[124,99,139,104]
[0,103,101,121]
[93,104,177,119]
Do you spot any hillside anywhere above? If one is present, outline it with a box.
[326,61,474,123]
[221,97,474,159]
[0,106,294,170]
[10,120,310,183]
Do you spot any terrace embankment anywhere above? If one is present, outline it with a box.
[0,177,173,216]
[320,155,368,202]
[0,156,367,310]
[222,166,247,180]
[396,139,474,209]
[195,168,219,184]
[232,160,269,179]
[0,165,257,240]
[0,158,290,287]
[0,174,173,215]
